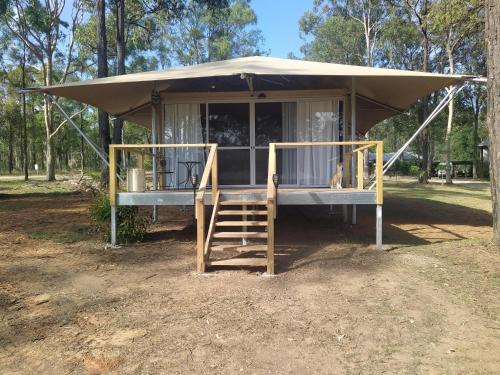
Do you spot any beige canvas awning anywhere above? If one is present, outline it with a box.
[39,56,472,133]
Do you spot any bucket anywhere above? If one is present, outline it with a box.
[127,168,145,192]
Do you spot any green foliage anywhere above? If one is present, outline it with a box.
[408,164,421,177]
[89,193,149,244]
[161,0,265,65]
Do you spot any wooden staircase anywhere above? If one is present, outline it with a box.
[203,194,274,273]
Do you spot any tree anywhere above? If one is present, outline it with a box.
[96,0,111,185]
[161,0,264,65]
[1,0,82,181]
[112,0,125,173]
[404,0,432,180]
[429,0,483,184]
[485,0,500,245]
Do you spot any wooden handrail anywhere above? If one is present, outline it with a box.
[196,144,217,201]
[204,190,220,259]
[110,143,216,149]
[275,141,382,148]
[352,143,377,153]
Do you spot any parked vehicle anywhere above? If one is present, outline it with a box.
[437,169,447,178]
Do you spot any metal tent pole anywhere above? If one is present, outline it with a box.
[368,83,466,190]
[151,99,158,223]
[351,77,357,225]
[376,204,382,249]
[49,95,124,184]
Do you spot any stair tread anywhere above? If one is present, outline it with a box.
[216,221,268,227]
[208,258,267,267]
[220,200,267,206]
[218,210,268,215]
[210,244,268,252]
[213,231,268,239]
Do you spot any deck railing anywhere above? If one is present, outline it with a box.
[266,141,384,205]
[109,143,218,272]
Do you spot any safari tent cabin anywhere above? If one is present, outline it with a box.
[37,56,470,274]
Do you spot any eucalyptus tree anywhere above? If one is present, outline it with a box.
[428,0,483,184]
[160,0,264,66]
[485,0,500,245]
[0,0,83,181]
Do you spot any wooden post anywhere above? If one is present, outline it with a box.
[109,146,116,206]
[376,142,384,205]
[267,199,275,275]
[196,198,205,272]
[137,152,144,169]
[344,155,351,188]
[357,150,364,190]
[211,147,218,203]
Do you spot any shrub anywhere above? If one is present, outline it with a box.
[408,165,421,177]
[89,193,149,244]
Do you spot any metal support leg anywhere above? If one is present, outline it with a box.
[111,206,117,245]
[376,204,382,250]
[352,205,357,225]
[343,204,348,223]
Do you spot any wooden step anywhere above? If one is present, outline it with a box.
[207,258,267,267]
[216,221,268,227]
[213,231,268,239]
[218,210,267,216]
[210,244,267,252]
[220,200,267,206]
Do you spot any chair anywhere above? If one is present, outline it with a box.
[157,158,174,190]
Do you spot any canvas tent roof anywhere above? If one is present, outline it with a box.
[38,56,472,133]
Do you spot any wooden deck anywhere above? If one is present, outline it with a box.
[116,187,377,206]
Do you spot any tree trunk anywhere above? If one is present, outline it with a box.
[96,0,111,186]
[113,0,126,174]
[486,0,500,245]
[8,118,13,174]
[445,43,455,184]
[80,110,85,178]
[472,114,479,179]
[22,45,28,181]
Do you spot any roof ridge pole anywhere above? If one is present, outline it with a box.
[48,94,124,183]
[367,83,466,190]
[351,76,357,225]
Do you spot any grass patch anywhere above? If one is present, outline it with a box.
[384,179,491,212]
[0,204,27,211]
[29,228,89,244]
[0,176,75,195]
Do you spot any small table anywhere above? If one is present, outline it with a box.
[177,160,201,188]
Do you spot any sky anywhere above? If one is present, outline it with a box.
[251,0,310,58]
[60,0,311,59]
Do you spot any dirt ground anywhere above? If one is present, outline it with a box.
[0,177,499,374]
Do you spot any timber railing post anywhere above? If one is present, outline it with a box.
[266,143,277,274]
[196,197,205,272]
[357,150,364,190]
[211,145,218,203]
[376,142,384,205]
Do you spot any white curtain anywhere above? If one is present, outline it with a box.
[164,103,204,188]
[297,100,339,186]
[282,102,297,184]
